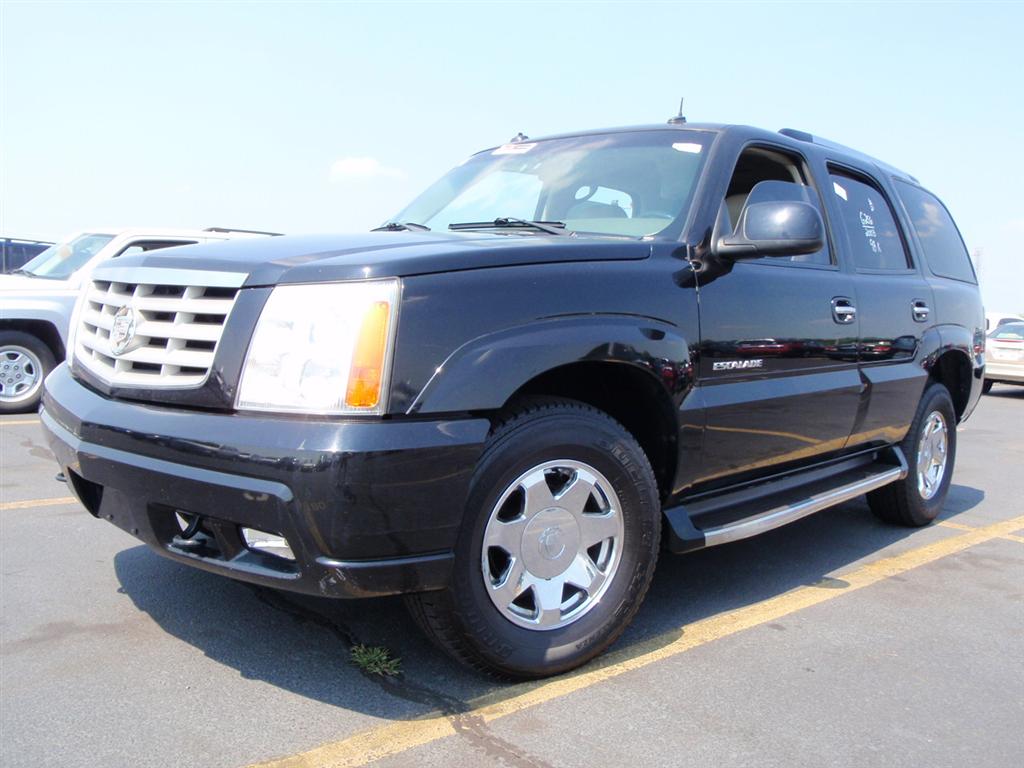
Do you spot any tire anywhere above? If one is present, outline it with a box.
[0,331,56,414]
[982,379,993,394]
[407,398,661,679]
[867,382,957,527]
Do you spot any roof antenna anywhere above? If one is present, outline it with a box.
[510,132,529,143]
[668,98,687,125]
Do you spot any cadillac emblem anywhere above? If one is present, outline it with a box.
[110,305,138,355]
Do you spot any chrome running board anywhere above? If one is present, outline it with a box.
[702,451,908,548]
[663,448,909,553]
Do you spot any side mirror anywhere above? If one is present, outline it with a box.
[713,200,825,260]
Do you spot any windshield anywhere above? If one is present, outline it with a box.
[392,130,711,238]
[18,233,115,279]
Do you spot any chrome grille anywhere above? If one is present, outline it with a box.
[74,267,247,388]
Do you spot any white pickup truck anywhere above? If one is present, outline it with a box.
[0,227,276,412]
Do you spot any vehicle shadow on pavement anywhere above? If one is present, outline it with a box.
[112,488,985,721]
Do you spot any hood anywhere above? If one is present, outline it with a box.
[99,231,653,287]
[0,273,76,294]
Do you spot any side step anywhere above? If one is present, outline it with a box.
[664,448,908,553]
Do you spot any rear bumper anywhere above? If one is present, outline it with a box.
[984,361,1024,384]
[41,364,490,598]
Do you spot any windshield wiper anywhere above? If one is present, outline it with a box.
[10,268,40,278]
[372,221,431,232]
[449,217,568,236]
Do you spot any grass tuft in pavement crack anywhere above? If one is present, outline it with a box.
[351,644,402,676]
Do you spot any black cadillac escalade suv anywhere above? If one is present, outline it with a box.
[41,122,985,678]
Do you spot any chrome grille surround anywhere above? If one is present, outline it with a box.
[74,267,247,388]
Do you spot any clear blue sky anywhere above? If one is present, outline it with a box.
[1,1,1021,309]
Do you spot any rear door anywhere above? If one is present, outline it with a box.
[823,167,933,448]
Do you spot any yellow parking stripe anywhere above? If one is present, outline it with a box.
[0,496,78,511]
[0,418,41,426]
[249,514,1024,768]
[937,520,975,531]
[938,520,1024,543]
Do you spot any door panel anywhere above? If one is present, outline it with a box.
[849,273,932,446]
[695,262,861,487]
[822,169,933,449]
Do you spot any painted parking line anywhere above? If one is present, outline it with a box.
[0,418,41,426]
[937,520,975,532]
[249,514,1024,768]
[938,519,1024,543]
[0,496,78,511]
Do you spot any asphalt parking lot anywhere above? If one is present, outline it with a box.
[1,386,1022,768]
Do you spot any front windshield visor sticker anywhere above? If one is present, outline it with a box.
[492,143,536,155]
[672,142,702,154]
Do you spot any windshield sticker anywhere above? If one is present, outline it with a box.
[493,143,536,155]
[833,182,848,201]
[672,142,702,154]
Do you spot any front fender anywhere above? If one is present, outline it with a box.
[407,315,693,415]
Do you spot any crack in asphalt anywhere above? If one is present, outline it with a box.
[244,585,554,768]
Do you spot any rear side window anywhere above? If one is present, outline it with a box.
[829,172,909,270]
[895,181,976,283]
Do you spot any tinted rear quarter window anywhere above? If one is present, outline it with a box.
[829,172,909,270]
[895,181,976,283]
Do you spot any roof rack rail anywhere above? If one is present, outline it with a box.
[778,128,918,183]
[1,236,54,244]
[204,227,284,236]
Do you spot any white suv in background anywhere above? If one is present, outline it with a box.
[0,227,276,413]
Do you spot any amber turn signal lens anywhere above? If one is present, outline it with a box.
[345,301,390,408]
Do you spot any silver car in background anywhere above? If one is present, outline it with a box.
[0,227,275,412]
[983,321,1024,393]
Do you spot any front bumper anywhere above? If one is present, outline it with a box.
[41,364,490,598]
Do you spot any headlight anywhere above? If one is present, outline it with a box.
[236,279,399,415]
[65,283,91,365]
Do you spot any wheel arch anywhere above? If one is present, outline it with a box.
[0,318,65,361]
[929,324,982,422]
[505,361,681,501]
[929,350,971,421]
[408,315,694,501]
[929,342,974,423]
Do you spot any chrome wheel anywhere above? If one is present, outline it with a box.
[0,345,44,405]
[481,459,624,631]
[916,411,948,500]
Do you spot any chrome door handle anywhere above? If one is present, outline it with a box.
[912,300,930,323]
[831,297,857,324]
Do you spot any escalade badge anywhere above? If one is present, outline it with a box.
[110,305,138,356]
[712,359,764,371]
